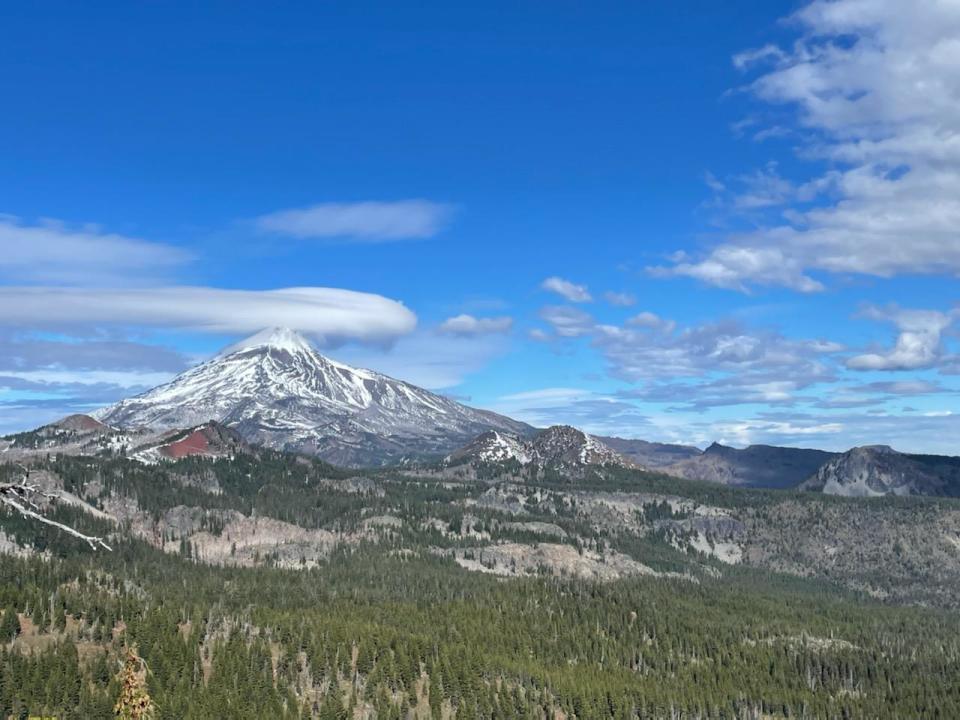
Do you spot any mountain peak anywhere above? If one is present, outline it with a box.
[96,326,531,466]
[222,327,316,356]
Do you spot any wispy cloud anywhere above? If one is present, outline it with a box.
[254,200,454,241]
[438,314,513,336]
[536,305,841,408]
[492,387,655,436]
[538,305,594,337]
[0,216,189,286]
[809,379,948,410]
[541,276,593,303]
[603,291,636,307]
[0,335,188,373]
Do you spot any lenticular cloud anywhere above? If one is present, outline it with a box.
[0,286,417,344]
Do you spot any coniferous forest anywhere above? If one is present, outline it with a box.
[6,0,960,717]
[2,451,960,719]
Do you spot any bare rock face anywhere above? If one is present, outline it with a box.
[96,327,531,467]
[131,422,250,463]
[184,515,340,568]
[801,445,960,497]
[448,542,661,582]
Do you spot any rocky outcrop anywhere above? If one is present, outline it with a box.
[447,542,662,582]
[801,445,960,497]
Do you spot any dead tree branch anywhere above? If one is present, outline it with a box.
[0,465,112,550]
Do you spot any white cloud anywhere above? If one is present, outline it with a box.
[626,311,673,331]
[594,318,835,382]
[651,243,825,293]
[539,305,594,337]
[539,305,841,408]
[541,276,593,303]
[732,43,787,71]
[438,314,513,336]
[846,305,956,371]
[812,379,946,409]
[0,286,417,345]
[0,216,189,285]
[621,375,814,411]
[861,380,944,395]
[254,200,454,241]
[731,163,795,210]
[704,171,726,193]
[654,0,960,291]
[603,291,636,306]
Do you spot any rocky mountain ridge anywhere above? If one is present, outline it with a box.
[443,425,635,473]
[7,408,959,498]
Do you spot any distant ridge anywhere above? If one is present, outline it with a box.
[801,445,960,497]
[661,442,838,489]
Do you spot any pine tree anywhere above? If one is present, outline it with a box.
[0,607,19,642]
[114,647,156,720]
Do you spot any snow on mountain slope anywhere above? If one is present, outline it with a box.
[95,327,531,466]
[445,425,634,472]
[532,425,631,468]
[445,431,534,466]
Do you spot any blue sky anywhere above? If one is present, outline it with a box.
[1,0,958,452]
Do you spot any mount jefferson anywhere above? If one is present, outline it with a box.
[95,327,531,466]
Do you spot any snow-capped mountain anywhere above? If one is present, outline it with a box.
[95,327,532,466]
[445,425,634,472]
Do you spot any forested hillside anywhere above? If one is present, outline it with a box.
[3,451,960,718]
